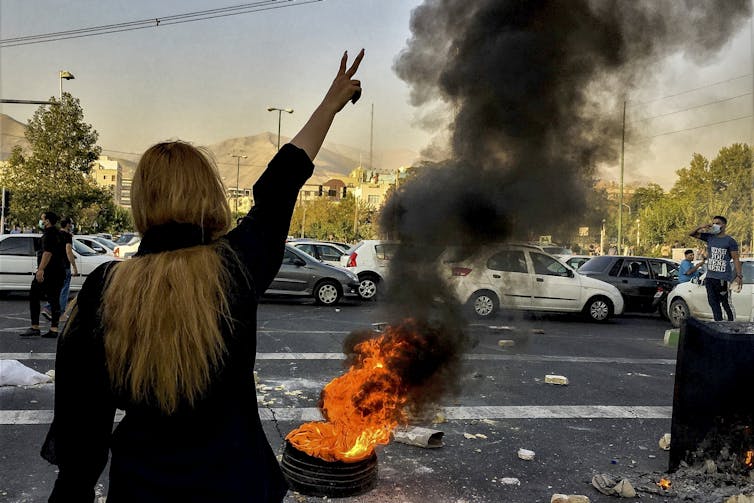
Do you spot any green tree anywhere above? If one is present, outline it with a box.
[0,93,108,225]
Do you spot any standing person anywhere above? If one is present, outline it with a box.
[41,49,364,502]
[42,218,78,322]
[678,249,704,283]
[690,215,743,321]
[20,211,66,338]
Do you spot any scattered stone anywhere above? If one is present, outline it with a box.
[432,412,447,424]
[592,474,617,495]
[703,459,718,474]
[517,448,536,460]
[614,478,637,498]
[500,477,521,486]
[551,494,591,503]
[658,433,671,451]
[393,426,444,448]
[45,369,55,380]
[532,328,546,334]
[545,374,569,385]
[498,339,516,348]
[489,325,514,330]
[726,495,754,503]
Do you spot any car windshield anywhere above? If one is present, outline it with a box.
[73,239,99,256]
[93,237,117,250]
[578,255,613,272]
[116,234,136,244]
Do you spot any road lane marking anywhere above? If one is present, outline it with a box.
[0,405,672,425]
[0,352,676,364]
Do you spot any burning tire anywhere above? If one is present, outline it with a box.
[314,280,341,305]
[357,274,379,300]
[281,440,378,498]
[584,296,612,322]
[469,290,498,318]
[668,298,689,328]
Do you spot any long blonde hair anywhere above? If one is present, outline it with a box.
[103,141,232,413]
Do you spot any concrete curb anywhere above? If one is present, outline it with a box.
[663,328,679,347]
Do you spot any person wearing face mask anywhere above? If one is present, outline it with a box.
[20,211,67,338]
[690,215,743,321]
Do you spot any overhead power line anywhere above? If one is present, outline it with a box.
[629,92,753,124]
[627,74,752,108]
[630,114,752,143]
[0,0,322,47]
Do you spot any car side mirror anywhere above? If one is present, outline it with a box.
[566,269,574,278]
[294,258,306,267]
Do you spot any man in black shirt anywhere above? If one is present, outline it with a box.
[20,211,66,338]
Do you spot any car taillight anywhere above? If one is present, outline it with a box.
[347,252,357,268]
[452,267,472,276]
[114,247,120,257]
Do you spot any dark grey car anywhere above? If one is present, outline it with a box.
[264,245,361,305]
[578,255,678,316]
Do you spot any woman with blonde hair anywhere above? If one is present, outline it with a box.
[42,49,364,502]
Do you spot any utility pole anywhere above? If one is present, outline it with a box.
[618,100,626,255]
[369,103,374,171]
[230,154,247,214]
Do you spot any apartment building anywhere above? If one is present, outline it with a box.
[91,156,122,204]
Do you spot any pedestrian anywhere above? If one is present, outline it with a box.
[20,211,66,338]
[42,218,78,322]
[690,215,743,321]
[678,248,704,283]
[41,49,364,502]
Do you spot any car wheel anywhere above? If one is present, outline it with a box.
[584,296,612,322]
[469,290,498,319]
[669,298,689,328]
[658,297,669,320]
[314,280,341,306]
[358,274,379,300]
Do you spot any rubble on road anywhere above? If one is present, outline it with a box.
[497,339,516,347]
[551,494,591,503]
[499,477,520,486]
[545,374,569,385]
[517,448,535,460]
[658,433,671,450]
[393,426,444,448]
[591,474,636,497]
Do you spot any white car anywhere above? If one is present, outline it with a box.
[440,243,624,322]
[0,234,120,292]
[666,258,753,327]
[559,254,594,270]
[113,233,141,259]
[289,241,348,267]
[340,240,398,300]
[75,235,116,256]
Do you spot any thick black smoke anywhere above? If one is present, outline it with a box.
[354,0,750,414]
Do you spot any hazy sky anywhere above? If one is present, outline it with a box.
[1,0,752,188]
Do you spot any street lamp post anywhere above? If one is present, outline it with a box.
[59,70,75,99]
[267,107,293,151]
[230,154,247,214]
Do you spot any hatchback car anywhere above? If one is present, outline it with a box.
[264,244,360,305]
[577,255,678,316]
[340,240,399,300]
[0,234,119,292]
[75,235,116,256]
[666,258,753,327]
[440,243,624,322]
[289,241,347,267]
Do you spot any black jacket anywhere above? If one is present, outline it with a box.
[42,144,314,502]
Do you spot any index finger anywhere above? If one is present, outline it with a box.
[338,51,347,75]
[346,48,365,77]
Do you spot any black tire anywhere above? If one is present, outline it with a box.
[668,298,689,328]
[357,274,380,301]
[658,297,669,320]
[468,290,499,319]
[314,280,341,306]
[584,296,612,322]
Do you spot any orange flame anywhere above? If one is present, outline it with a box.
[657,478,672,490]
[286,326,414,462]
[745,450,753,467]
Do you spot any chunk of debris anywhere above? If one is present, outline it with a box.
[551,495,591,503]
[531,328,545,334]
[591,474,617,495]
[393,426,444,448]
[463,432,487,440]
[545,374,569,385]
[498,339,516,348]
[703,459,717,474]
[658,433,671,451]
[500,477,520,486]
[517,448,536,460]
[489,325,514,330]
[613,478,636,498]
[725,495,754,503]
[432,412,447,424]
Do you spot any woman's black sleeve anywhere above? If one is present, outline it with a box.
[225,143,314,296]
[42,267,116,502]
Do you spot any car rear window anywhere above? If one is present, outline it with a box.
[374,244,398,260]
[487,250,527,273]
[578,255,613,273]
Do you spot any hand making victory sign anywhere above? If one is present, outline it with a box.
[291,49,365,161]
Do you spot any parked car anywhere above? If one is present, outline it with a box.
[340,240,399,300]
[539,244,573,257]
[559,254,593,270]
[577,255,679,316]
[290,241,348,267]
[440,243,624,322]
[0,234,119,292]
[666,258,753,327]
[264,244,360,305]
[113,235,141,259]
[75,235,116,256]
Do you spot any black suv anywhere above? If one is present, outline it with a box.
[577,256,679,316]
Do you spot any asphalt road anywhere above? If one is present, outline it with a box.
[1,294,683,503]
